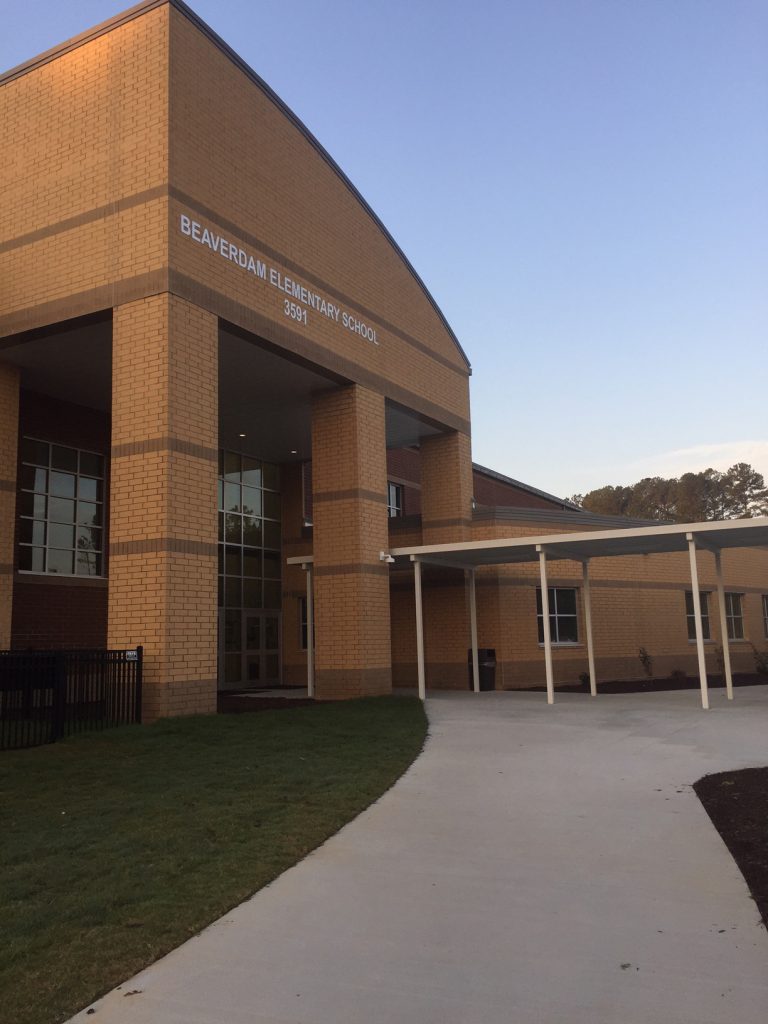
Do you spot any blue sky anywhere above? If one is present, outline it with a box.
[3,0,766,498]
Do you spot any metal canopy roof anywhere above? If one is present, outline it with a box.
[391,517,768,569]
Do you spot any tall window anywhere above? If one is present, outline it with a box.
[536,587,578,644]
[725,593,744,641]
[18,438,104,576]
[685,591,711,641]
[298,595,315,651]
[763,595,768,639]
[218,452,281,686]
[387,482,404,518]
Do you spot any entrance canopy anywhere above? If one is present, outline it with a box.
[390,517,768,709]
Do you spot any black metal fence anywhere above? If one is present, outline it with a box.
[0,647,143,751]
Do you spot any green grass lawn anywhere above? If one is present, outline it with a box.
[0,696,427,1024]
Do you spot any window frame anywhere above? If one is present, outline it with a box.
[17,436,106,579]
[536,587,579,646]
[684,590,711,642]
[763,594,768,639]
[725,592,745,642]
[298,595,314,652]
[299,596,308,651]
[387,481,404,518]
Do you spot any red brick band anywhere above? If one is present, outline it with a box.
[14,573,107,588]
[0,269,170,340]
[314,563,390,577]
[315,666,391,690]
[0,272,472,437]
[109,538,218,557]
[0,184,168,254]
[173,273,473,436]
[0,563,13,574]
[111,437,218,461]
[0,181,468,381]
[0,479,15,493]
[313,488,387,505]
[169,187,468,378]
[422,516,472,530]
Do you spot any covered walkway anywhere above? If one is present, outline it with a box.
[392,517,768,709]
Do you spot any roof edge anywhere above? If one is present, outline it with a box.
[472,462,583,512]
[0,0,471,373]
[472,506,664,529]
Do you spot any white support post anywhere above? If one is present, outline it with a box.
[714,550,734,700]
[306,565,315,698]
[414,558,426,701]
[687,535,710,710]
[582,560,597,697]
[537,546,555,705]
[469,569,480,693]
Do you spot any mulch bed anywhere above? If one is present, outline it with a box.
[694,768,768,930]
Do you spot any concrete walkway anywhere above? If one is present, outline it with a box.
[72,687,768,1024]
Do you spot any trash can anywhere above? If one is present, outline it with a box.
[468,648,496,691]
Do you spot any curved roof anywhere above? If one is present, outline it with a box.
[0,0,471,372]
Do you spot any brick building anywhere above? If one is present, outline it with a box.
[2,1,767,718]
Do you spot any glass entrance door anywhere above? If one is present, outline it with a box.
[242,612,281,687]
[219,610,281,690]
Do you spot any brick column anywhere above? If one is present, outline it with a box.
[420,430,474,688]
[0,362,20,648]
[312,385,391,699]
[281,461,312,687]
[420,430,473,543]
[108,295,218,720]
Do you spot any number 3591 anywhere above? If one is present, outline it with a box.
[284,300,307,325]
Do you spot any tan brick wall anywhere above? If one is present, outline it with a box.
[420,431,473,543]
[166,6,470,433]
[311,385,391,698]
[281,462,312,686]
[0,361,20,647]
[108,293,218,719]
[0,6,169,336]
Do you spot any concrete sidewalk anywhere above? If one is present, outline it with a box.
[72,687,768,1024]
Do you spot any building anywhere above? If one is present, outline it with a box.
[2,1,767,719]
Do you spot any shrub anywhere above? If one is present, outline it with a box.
[638,646,653,678]
[751,644,768,677]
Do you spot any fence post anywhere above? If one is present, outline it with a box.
[135,646,143,724]
[52,652,67,742]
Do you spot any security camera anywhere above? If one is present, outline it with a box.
[379,551,395,564]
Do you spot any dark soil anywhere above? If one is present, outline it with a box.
[694,768,768,929]
[526,673,767,694]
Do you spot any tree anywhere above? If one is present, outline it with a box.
[626,476,676,520]
[676,469,724,522]
[722,463,768,518]
[579,485,632,517]
[578,464,768,522]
